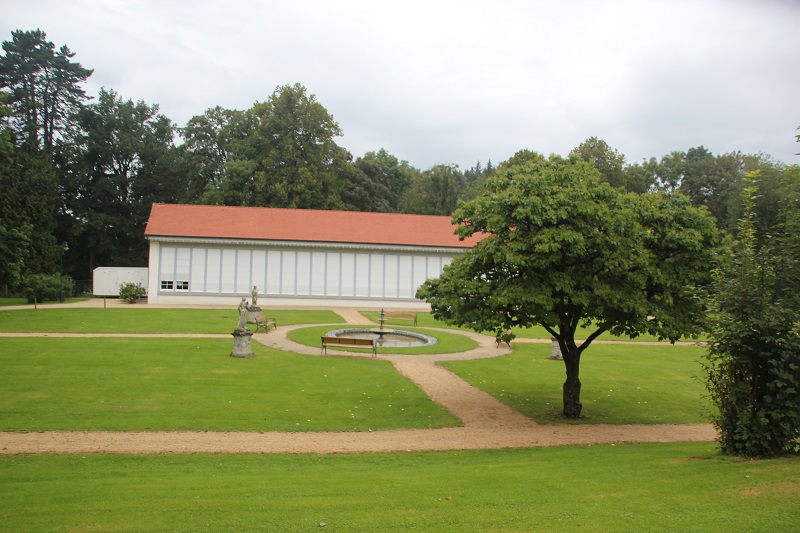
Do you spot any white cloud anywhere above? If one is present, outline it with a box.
[3,0,799,169]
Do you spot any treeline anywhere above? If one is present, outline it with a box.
[0,29,797,293]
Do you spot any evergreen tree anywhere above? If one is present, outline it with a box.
[0,29,92,161]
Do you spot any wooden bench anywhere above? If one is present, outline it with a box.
[254,315,278,333]
[321,336,377,358]
[383,311,418,326]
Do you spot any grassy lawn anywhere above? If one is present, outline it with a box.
[363,310,707,342]
[0,297,28,306]
[1,443,798,532]
[1,306,797,531]
[0,297,90,307]
[288,325,478,355]
[0,337,459,431]
[0,308,343,333]
[443,342,709,425]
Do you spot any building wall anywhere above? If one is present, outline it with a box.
[147,239,459,306]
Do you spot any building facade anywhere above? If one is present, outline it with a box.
[144,204,480,308]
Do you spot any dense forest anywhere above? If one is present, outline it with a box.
[1,29,798,293]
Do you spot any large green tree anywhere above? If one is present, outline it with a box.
[417,152,719,418]
[0,29,90,288]
[179,105,242,203]
[0,29,92,160]
[249,83,346,209]
[58,88,182,277]
[569,137,628,190]
[353,148,415,211]
[402,163,463,215]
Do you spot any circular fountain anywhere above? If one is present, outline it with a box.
[326,309,438,348]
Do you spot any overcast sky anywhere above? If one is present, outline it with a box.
[4,0,799,169]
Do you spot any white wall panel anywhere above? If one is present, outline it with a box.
[160,246,175,279]
[152,239,463,301]
[412,256,428,293]
[251,250,267,292]
[266,250,281,294]
[235,249,251,293]
[311,252,326,296]
[190,248,205,292]
[296,251,311,295]
[369,254,384,297]
[206,248,221,293]
[176,248,191,281]
[384,255,398,298]
[427,255,441,279]
[355,254,370,297]
[340,253,355,296]
[220,249,236,293]
[326,252,341,296]
[280,250,296,295]
[398,255,413,298]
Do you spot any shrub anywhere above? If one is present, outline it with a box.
[23,273,75,303]
[118,282,147,302]
[703,174,800,457]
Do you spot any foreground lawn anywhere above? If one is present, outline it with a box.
[289,325,478,355]
[0,338,459,431]
[443,342,709,424]
[0,308,343,333]
[1,443,798,532]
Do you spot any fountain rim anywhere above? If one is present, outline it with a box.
[324,327,439,347]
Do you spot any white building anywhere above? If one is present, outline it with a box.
[144,204,480,308]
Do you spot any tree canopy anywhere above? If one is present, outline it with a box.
[417,152,720,417]
[0,29,92,160]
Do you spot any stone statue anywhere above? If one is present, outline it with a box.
[549,336,563,360]
[231,298,255,357]
[236,298,248,331]
[251,286,258,307]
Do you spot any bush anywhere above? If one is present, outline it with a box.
[118,282,147,302]
[23,273,75,303]
[703,174,800,457]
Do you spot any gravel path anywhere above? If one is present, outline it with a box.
[0,309,717,454]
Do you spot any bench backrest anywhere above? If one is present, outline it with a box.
[321,336,374,347]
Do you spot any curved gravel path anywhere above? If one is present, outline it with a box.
[0,308,717,454]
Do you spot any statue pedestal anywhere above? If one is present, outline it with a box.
[230,328,255,358]
[247,306,261,324]
[549,338,563,360]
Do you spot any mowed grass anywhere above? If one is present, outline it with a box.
[0,338,459,431]
[0,308,343,333]
[365,311,707,342]
[2,444,799,532]
[443,342,709,424]
[289,325,478,355]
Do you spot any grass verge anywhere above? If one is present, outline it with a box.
[443,342,709,424]
[362,310,707,342]
[288,325,478,355]
[0,308,343,333]
[1,444,798,531]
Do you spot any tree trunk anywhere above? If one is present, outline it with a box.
[562,349,583,418]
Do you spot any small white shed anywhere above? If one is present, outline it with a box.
[92,267,149,297]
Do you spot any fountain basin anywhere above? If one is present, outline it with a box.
[325,328,438,348]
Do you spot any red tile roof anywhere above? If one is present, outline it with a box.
[145,204,481,248]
